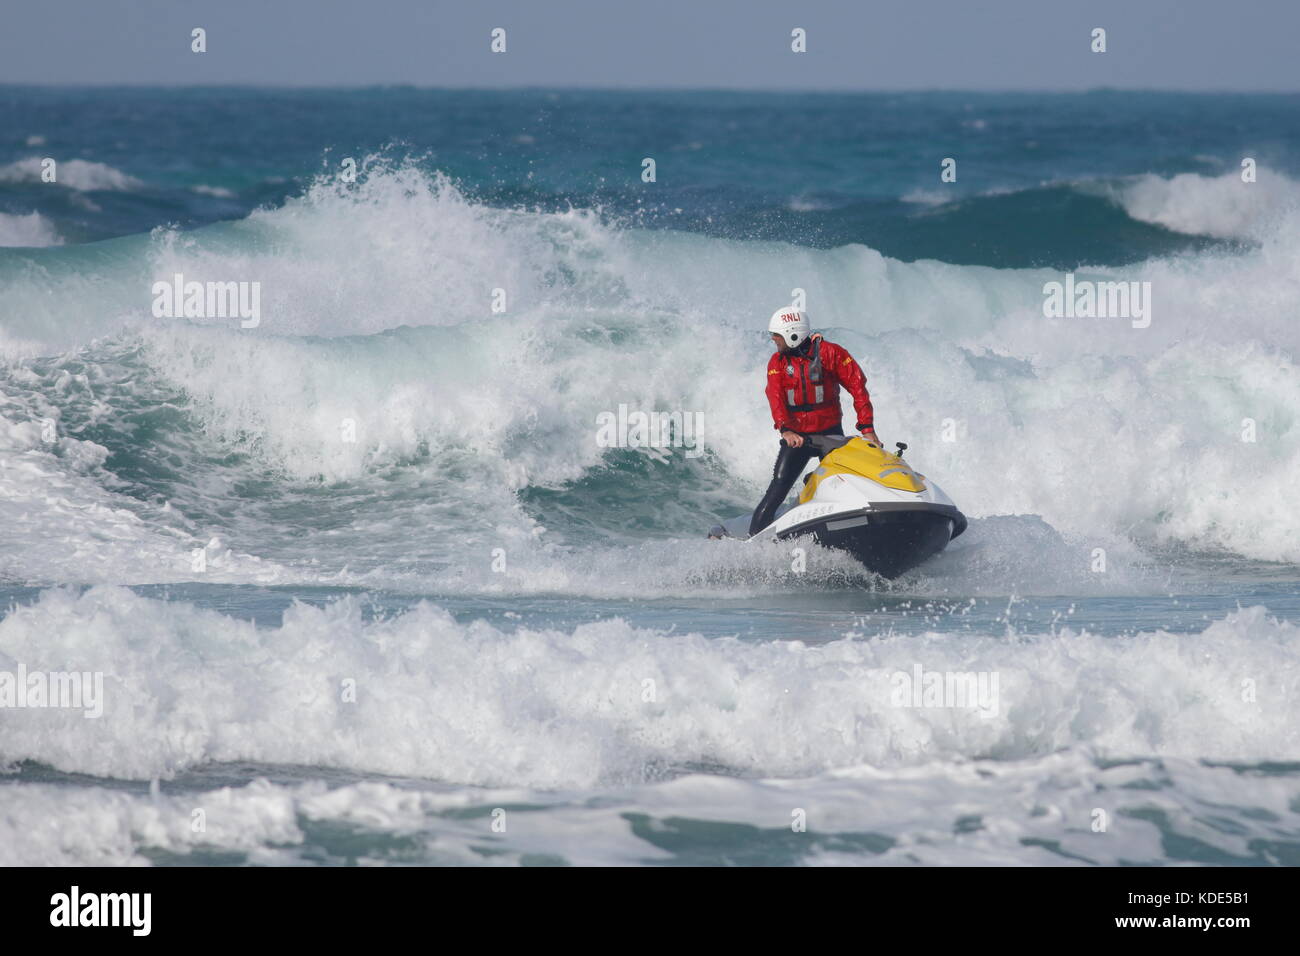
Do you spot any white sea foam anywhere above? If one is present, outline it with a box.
[0,157,143,192]
[900,188,951,206]
[3,750,1293,866]
[1113,170,1300,240]
[1,160,1299,586]
[0,587,1294,786]
[0,366,295,587]
[0,210,61,248]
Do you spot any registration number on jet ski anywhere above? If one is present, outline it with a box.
[778,504,837,527]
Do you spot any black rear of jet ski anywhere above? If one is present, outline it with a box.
[776,504,965,578]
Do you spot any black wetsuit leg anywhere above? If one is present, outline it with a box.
[748,425,844,537]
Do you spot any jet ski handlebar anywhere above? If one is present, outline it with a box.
[801,433,853,455]
[796,433,911,459]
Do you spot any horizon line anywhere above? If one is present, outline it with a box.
[3,82,1300,96]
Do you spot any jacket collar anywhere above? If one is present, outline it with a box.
[785,338,813,359]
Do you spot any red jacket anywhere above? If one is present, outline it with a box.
[765,335,874,433]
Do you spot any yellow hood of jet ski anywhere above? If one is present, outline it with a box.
[798,437,927,503]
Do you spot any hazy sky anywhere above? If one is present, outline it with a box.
[2,0,1298,90]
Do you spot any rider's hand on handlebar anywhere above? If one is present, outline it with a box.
[781,430,805,448]
[859,428,880,447]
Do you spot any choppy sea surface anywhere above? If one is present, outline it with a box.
[2,88,1299,865]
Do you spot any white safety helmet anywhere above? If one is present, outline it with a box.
[768,307,811,348]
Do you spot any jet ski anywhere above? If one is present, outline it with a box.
[709,434,966,578]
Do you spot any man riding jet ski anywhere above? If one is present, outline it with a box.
[708,307,966,578]
[752,307,878,537]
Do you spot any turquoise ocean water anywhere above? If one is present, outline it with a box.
[2,88,1299,865]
